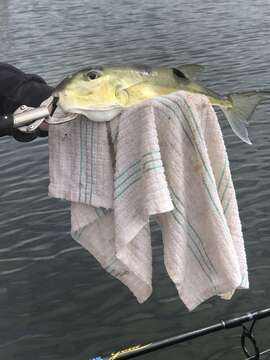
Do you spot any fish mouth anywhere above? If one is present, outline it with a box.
[46,104,123,124]
[52,88,123,122]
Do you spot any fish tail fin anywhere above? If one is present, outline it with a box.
[220,91,270,145]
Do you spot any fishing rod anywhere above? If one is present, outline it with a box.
[89,308,270,360]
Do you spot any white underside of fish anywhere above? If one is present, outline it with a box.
[67,106,123,122]
[47,105,124,124]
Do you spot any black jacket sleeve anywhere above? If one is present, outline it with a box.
[0,114,13,136]
[0,63,53,141]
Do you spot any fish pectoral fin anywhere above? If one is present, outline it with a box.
[117,81,154,104]
[121,81,148,92]
[174,64,204,81]
[115,87,129,106]
[115,81,148,105]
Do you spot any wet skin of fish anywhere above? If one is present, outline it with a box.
[53,64,270,144]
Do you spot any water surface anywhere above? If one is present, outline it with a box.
[1,1,270,359]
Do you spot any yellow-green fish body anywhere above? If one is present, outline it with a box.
[54,64,268,144]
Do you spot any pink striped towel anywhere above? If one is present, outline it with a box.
[48,91,248,310]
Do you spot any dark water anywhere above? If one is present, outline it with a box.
[1,1,270,359]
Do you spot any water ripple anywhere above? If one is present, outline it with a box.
[1,0,270,359]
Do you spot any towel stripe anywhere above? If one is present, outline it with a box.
[85,119,89,203]
[172,97,230,234]
[220,180,230,204]
[114,160,163,200]
[143,159,162,169]
[114,175,142,200]
[115,165,141,192]
[172,206,215,277]
[218,158,227,191]
[143,163,163,173]
[115,151,160,182]
[142,150,160,158]
[155,101,194,147]
[115,157,161,190]
[115,160,141,182]
[224,194,233,214]
[158,98,219,198]
[114,152,162,194]
[159,97,217,190]
[218,158,232,207]
[170,187,217,275]
[182,96,205,143]
[178,98,216,186]
[79,119,83,202]
[161,98,229,218]
[79,119,87,203]
[89,121,94,203]
[171,211,216,288]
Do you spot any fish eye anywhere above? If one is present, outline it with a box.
[86,70,100,80]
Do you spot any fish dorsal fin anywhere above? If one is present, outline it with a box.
[174,64,204,81]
